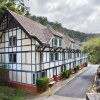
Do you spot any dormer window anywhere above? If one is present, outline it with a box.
[52,37,62,47]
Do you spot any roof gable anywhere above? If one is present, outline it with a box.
[7,10,51,45]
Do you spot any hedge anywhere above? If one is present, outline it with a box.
[61,70,70,79]
[36,78,49,91]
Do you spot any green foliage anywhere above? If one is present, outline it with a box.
[0,0,23,19]
[61,70,70,78]
[84,62,88,67]
[36,78,49,91]
[83,37,100,64]
[74,66,79,73]
[31,16,48,26]
[0,79,5,86]
[15,89,24,97]
[0,86,24,100]
[0,65,8,86]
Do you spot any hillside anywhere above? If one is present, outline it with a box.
[30,15,100,42]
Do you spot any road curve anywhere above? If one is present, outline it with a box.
[55,64,98,98]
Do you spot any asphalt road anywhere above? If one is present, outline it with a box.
[55,65,98,98]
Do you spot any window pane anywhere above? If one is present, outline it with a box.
[9,53,16,63]
[40,53,43,62]
[13,36,16,46]
[41,71,45,77]
[33,74,35,84]
[50,53,54,61]
[9,36,16,47]
[13,54,16,63]
[9,54,12,62]
[55,53,58,60]
[54,38,57,46]
[59,39,61,46]
[9,37,12,46]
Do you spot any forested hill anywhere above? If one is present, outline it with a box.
[30,15,100,42]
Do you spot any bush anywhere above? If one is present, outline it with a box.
[61,70,70,79]
[0,79,5,86]
[84,62,88,67]
[15,89,23,97]
[0,86,24,100]
[36,78,49,91]
[74,66,79,73]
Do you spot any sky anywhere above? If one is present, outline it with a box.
[24,0,100,33]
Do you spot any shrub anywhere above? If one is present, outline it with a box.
[84,62,88,67]
[74,66,79,73]
[61,70,70,79]
[0,86,24,100]
[36,78,49,91]
[0,79,5,86]
[15,89,23,97]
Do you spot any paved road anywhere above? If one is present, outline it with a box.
[55,65,98,98]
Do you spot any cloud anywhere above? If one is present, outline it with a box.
[24,0,100,33]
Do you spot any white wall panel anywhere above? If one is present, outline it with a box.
[17,72,21,82]
[26,73,32,84]
[22,72,26,83]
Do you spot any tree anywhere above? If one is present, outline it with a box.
[0,0,24,19]
[83,37,100,64]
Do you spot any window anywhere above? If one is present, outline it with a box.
[59,39,62,46]
[54,38,57,46]
[61,66,64,72]
[33,74,35,84]
[9,53,17,63]
[41,71,46,77]
[9,37,12,47]
[52,39,53,46]
[50,53,54,61]
[13,36,16,46]
[9,36,16,47]
[62,53,65,60]
[40,53,43,62]
[53,68,56,75]
[55,53,59,60]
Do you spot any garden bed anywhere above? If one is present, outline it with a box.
[0,85,32,100]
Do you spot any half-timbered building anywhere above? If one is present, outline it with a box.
[0,10,88,93]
